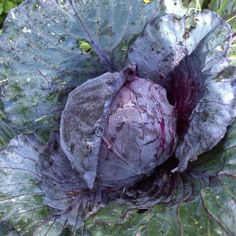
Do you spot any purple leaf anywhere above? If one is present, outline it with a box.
[60,72,126,189]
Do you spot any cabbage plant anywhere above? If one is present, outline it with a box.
[0,0,236,235]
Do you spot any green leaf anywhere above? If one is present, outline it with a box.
[79,40,92,53]
[208,0,236,19]
[0,3,3,15]
[4,2,17,12]
[208,1,236,38]
[229,42,236,66]
[0,120,16,147]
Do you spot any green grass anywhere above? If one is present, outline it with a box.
[0,0,22,28]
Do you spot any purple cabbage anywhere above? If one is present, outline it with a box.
[60,67,177,189]
[97,73,177,187]
[0,2,236,234]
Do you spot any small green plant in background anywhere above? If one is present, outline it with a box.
[0,0,22,28]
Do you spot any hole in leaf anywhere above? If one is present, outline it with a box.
[79,40,92,53]
[137,208,149,214]
[143,0,153,4]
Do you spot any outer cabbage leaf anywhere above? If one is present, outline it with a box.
[129,10,236,171]
[39,132,98,235]
[0,134,56,235]
[183,0,236,73]
[0,0,162,146]
[85,120,236,236]
[58,0,163,69]
[60,72,126,189]
[175,66,236,171]
[128,10,232,81]
[0,133,99,235]
[0,1,106,148]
